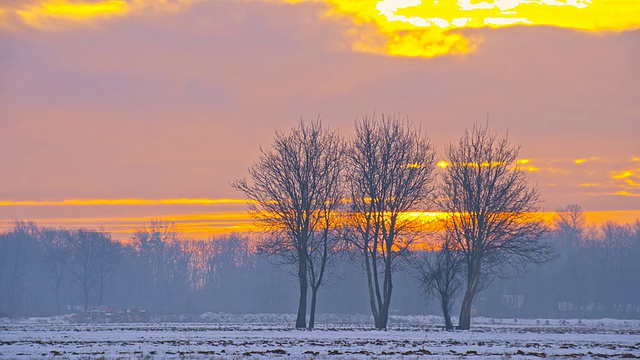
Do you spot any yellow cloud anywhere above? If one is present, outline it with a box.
[4,0,639,57]
[3,0,195,30]
[12,0,130,29]
[39,1,127,17]
[0,198,253,206]
[613,191,640,197]
[574,156,604,165]
[312,0,640,57]
[544,167,570,175]
[611,170,634,179]
[624,178,640,188]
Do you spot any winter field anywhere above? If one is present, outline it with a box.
[1,314,639,359]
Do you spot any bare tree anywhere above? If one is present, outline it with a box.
[132,220,190,312]
[41,228,70,315]
[416,235,464,330]
[94,233,122,306]
[553,204,587,307]
[345,114,436,330]
[64,229,118,311]
[555,204,586,247]
[598,221,633,309]
[438,123,552,330]
[307,219,342,329]
[232,118,344,329]
[0,221,40,316]
[193,235,255,312]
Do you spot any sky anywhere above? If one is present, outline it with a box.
[0,0,639,239]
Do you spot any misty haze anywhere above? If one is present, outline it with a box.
[1,0,640,358]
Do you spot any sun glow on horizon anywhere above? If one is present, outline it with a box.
[0,203,638,241]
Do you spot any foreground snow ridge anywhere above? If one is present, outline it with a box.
[1,314,639,359]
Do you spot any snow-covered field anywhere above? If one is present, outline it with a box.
[1,314,639,359]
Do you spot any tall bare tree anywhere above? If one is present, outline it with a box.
[345,114,436,330]
[233,118,344,329]
[438,122,552,330]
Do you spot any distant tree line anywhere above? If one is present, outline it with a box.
[0,215,639,321]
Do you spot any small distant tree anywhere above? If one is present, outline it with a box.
[555,204,585,247]
[132,220,190,312]
[345,114,436,330]
[195,235,255,312]
[553,204,587,306]
[41,228,70,315]
[597,221,633,309]
[65,229,119,311]
[0,221,40,316]
[416,235,464,330]
[232,118,344,329]
[94,234,122,306]
[438,123,552,330]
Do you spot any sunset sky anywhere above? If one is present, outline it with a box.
[1,0,639,239]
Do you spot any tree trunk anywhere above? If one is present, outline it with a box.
[376,264,393,330]
[376,304,389,330]
[296,250,308,329]
[458,285,474,330]
[98,277,104,306]
[55,277,61,315]
[458,262,481,330]
[364,246,380,327]
[83,283,89,312]
[308,285,318,330]
[442,298,453,330]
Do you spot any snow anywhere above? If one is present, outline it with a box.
[1,314,639,358]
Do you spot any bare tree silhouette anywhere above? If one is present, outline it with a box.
[438,122,552,330]
[345,114,436,329]
[233,118,344,329]
[416,234,464,330]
